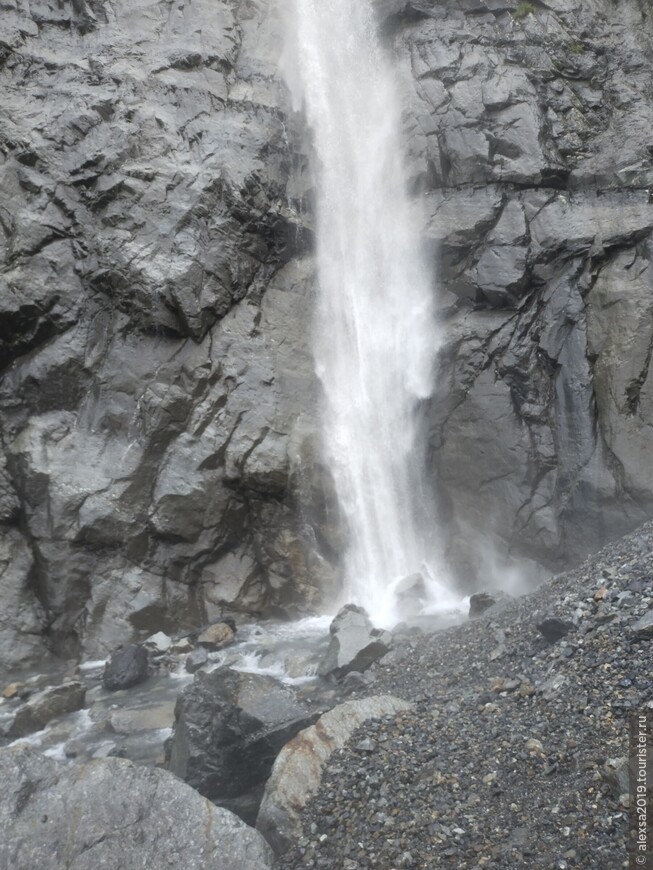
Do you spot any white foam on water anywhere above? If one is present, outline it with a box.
[78,659,107,672]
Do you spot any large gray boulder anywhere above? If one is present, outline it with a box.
[103,644,149,691]
[0,746,273,870]
[257,695,412,854]
[166,669,326,823]
[318,605,392,678]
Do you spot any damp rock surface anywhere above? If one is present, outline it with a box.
[0,746,274,870]
[2,682,86,739]
[276,521,653,869]
[165,668,329,822]
[103,644,149,691]
[318,606,392,678]
[0,0,652,674]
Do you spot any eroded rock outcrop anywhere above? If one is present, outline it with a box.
[0,0,334,669]
[389,0,653,582]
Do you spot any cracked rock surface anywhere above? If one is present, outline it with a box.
[1,0,653,669]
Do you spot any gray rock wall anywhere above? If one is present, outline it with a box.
[1,0,652,669]
[388,0,653,583]
[0,0,334,669]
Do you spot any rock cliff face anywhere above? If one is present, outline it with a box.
[1,0,652,669]
[389,0,653,583]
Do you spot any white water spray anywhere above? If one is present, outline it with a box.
[283,0,458,625]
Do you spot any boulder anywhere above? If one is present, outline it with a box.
[318,605,392,678]
[196,622,236,651]
[143,632,172,654]
[632,610,653,639]
[536,617,574,644]
[0,746,273,869]
[166,669,324,824]
[103,644,149,691]
[185,647,209,673]
[394,573,427,618]
[257,695,412,854]
[3,682,86,739]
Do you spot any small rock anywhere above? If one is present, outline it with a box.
[536,617,574,643]
[109,702,175,734]
[394,573,426,598]
[602,757,630,797]
[632,610,653,639]
[489,644,507,661]
[355,738,376,753]
[1,683,22,699]
[196,622,236,651]
[103,644,149,691]
[185,647,209,673]
[170,637,193,654]
[525,738,544,754]
[143,632,172,654]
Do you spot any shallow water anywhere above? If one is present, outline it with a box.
[2,616,335,767]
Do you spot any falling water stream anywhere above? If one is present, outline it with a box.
[283,0,458,625]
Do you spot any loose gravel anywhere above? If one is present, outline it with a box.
[277,521,653,869]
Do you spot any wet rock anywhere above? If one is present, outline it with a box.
[0,0,325,670]
[1,683,22,699]
[143,632,172,655]
[109,702,176,735]
[185,647,209,674]
[166,669,325,823]
[3,682,86,739]
[103,644,149,691]
[318,605,392,679]
[469,592,497,617]
[0,747,273,869]
[256,695,412,854]
[632,610,653,639]
[170,637,193,654]
[394,573,427,618]
[536,617,574,644]
[196,622,236,651]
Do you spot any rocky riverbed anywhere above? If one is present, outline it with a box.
[275,520,653,869]
[1,521,651,868]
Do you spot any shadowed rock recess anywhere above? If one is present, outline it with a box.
[1,0,652,669]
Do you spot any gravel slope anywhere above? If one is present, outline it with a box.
[277,521,653,869]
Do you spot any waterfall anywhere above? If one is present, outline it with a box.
[283,0,457,625]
